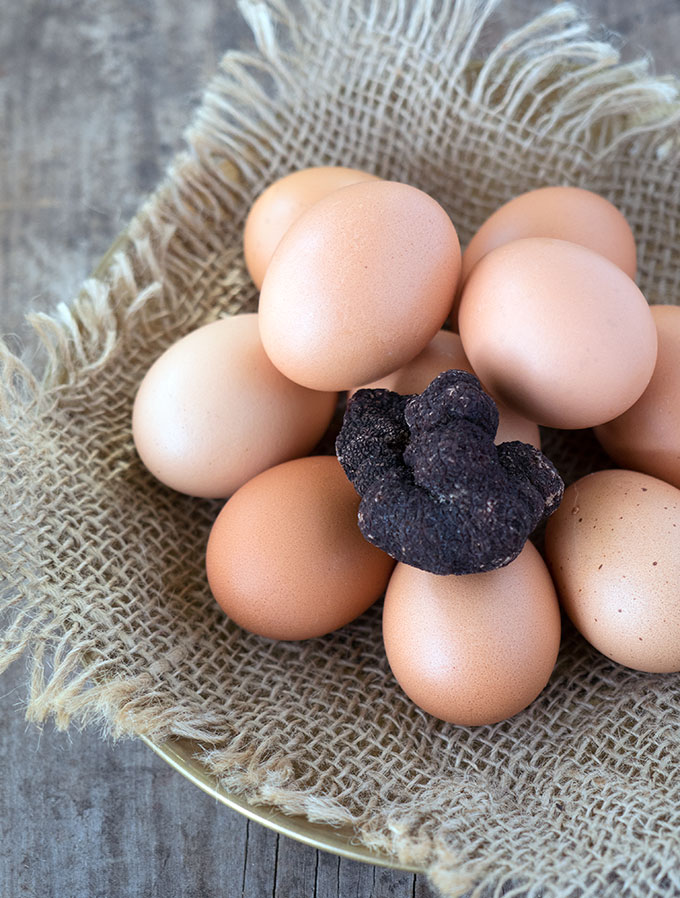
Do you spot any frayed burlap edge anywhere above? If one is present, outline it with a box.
[2,2,680,896]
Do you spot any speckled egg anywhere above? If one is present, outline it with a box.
[545,469,680,673]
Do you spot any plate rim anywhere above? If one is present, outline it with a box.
[142,735,424,872]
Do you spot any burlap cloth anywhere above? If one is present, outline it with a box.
[2,1,680,894]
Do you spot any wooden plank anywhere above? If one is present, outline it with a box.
[274,834,319,897]
[315,850,342,898]
[242,820,279,897]
[338,856,377,897]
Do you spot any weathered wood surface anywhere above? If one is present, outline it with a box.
[0,2,677,896]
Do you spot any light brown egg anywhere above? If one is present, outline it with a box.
[458,238,657,429]
[545,469,680,673]
[350,329,541,448]
[594,305,680,488]
[132,314,337,498]
[382,543,561,725]
[243,166,379,289]
[206,456,395,640]
[258,180,461,391]
[461,185,636,281]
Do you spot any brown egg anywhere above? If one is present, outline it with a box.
[350,330,541,448]
[594,305,680,488]
[258,180,461,391]
[132,314,337,498]
[461,185,636,281]
[243,166,379,289]
[545,469,680,673]
[382,543,561,725]
[206,456,395,640]
[458,238,657,429]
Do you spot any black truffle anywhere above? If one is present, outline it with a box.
[336,369,563,575]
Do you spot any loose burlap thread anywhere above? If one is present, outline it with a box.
[2,1,680,895]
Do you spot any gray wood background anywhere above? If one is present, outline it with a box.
[1,2,678,896]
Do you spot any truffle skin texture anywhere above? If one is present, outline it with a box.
[336,369,564,575]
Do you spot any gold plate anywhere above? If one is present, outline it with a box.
[143,736,422,871]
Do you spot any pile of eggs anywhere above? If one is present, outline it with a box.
[132,167,680,727]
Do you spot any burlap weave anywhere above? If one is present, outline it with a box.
[2,1,680,895]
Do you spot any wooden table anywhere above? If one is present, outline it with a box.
[1,3,677,895]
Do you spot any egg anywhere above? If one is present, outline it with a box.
[258,180,461,391]
[132,314,337,498]
[458,238,657,429]
[594,305,680,488]
[206,456,395,640]
[460,186,637,285]
[382,542,561,725]
[545,469,680,673]
[350,329,541,449]
[243,166,380,289]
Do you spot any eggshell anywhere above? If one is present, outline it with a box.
[462,185,637,283]
[382,542,561,725]
[132,314,337,498]
[206,456,395,640]
[243,166,379,289]
[458,238,657,429]
[594,305,680,488]
[545,469,680,673]
[350,329,541,448]
[258,180,461,391]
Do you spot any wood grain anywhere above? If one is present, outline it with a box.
[0,2,677,896]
